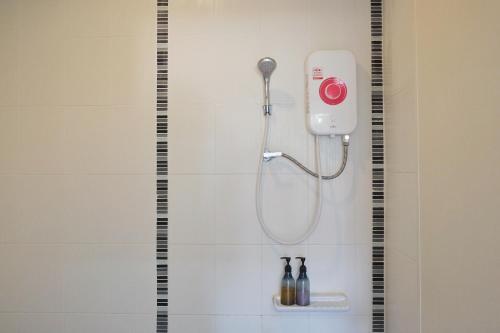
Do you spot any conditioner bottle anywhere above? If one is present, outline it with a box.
[295,257,310,306]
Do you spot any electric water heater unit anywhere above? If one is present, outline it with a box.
[306,50,357,136]
[256,50,358,245]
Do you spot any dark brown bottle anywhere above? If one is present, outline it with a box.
[280,257,296,305]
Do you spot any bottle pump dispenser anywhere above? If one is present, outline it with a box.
[295,257,310,306]
[280,257,296,305]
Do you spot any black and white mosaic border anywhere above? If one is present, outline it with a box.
[156,0,168,332]
[156,1,384,332]
[371,0,385,332]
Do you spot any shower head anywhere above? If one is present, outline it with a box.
[257,57,277,115]
[258,57,277,81]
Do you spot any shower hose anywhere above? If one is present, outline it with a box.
[256,115,350,245]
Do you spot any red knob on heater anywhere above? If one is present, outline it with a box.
[319,77,347,105]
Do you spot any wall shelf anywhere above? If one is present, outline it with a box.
[273,292,349,312]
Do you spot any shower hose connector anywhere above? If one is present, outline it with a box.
[263,105,272,115]
[262,134,350,180]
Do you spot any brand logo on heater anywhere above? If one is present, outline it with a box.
[319,77,347,106]
[312,67,323,80]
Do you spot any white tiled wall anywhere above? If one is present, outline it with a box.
[0,0,156,332]
[169,1,372,332]
[384,0,421,332]
[416,1,500,332]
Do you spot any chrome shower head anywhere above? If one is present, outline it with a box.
[257,57,277,115]
[258,57,277,81]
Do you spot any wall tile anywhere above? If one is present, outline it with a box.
[17,38,66,106]
[17,107,66,174]
[308,0,370,56]
[63,314,155,333]
[18,314,65,333]
[215,175,263,244]
[386,250,419,333]
[0,176,19,243]
[110,0,156,37]
[63,106,155,174]
[0,0,18,39]
[169,315,216,333]
[262,315,309,333]
[169,246,216,315]
[0,245,64,312]
[63,0,111,37]
[214,102,262,174]
[260,174,309,245]
[308,195,358,246]
[169,175,216,245]
[0,175,154,244]
[0,175,67,243]
[168,36,217,106]
[214,0,262,39]
[60,37,112,106]
[385,0,421,331]
[0,313,65,333]
[387,173,419,259]
[0,313,19,333]
[383,0,416,96]
[216,316,261,333]
[215,246,262,315]
[385,89,418,174]
[169,0,215,38]
[110,37,156,107]
[0,21,19,106]
[210,35,262,105]
[63,175,155,243]
[169,103,216,175]
[0,109,21,173]
[309,315,370,333]
[260,0,308,48]
[61,245,155,314]
[18,0,67,40]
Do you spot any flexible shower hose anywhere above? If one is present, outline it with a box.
[256,116,323,245]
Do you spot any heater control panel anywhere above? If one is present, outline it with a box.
[306,50,357,136]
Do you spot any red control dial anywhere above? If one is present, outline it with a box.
[319,77,347,105]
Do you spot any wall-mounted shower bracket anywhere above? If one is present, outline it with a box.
[263,151,282,161]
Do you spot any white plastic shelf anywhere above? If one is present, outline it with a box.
[273,292,349,312]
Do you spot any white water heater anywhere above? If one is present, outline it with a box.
[306,50,357,136]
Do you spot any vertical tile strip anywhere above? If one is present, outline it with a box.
[156,1,384,332]
[371,0,385,332]
[157,0,168,332]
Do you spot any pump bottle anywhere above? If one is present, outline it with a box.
[295,257,310,306]
[280,257,296,305]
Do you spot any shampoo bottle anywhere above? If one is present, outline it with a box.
[295,257,310,306]
[280,257,296,305]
